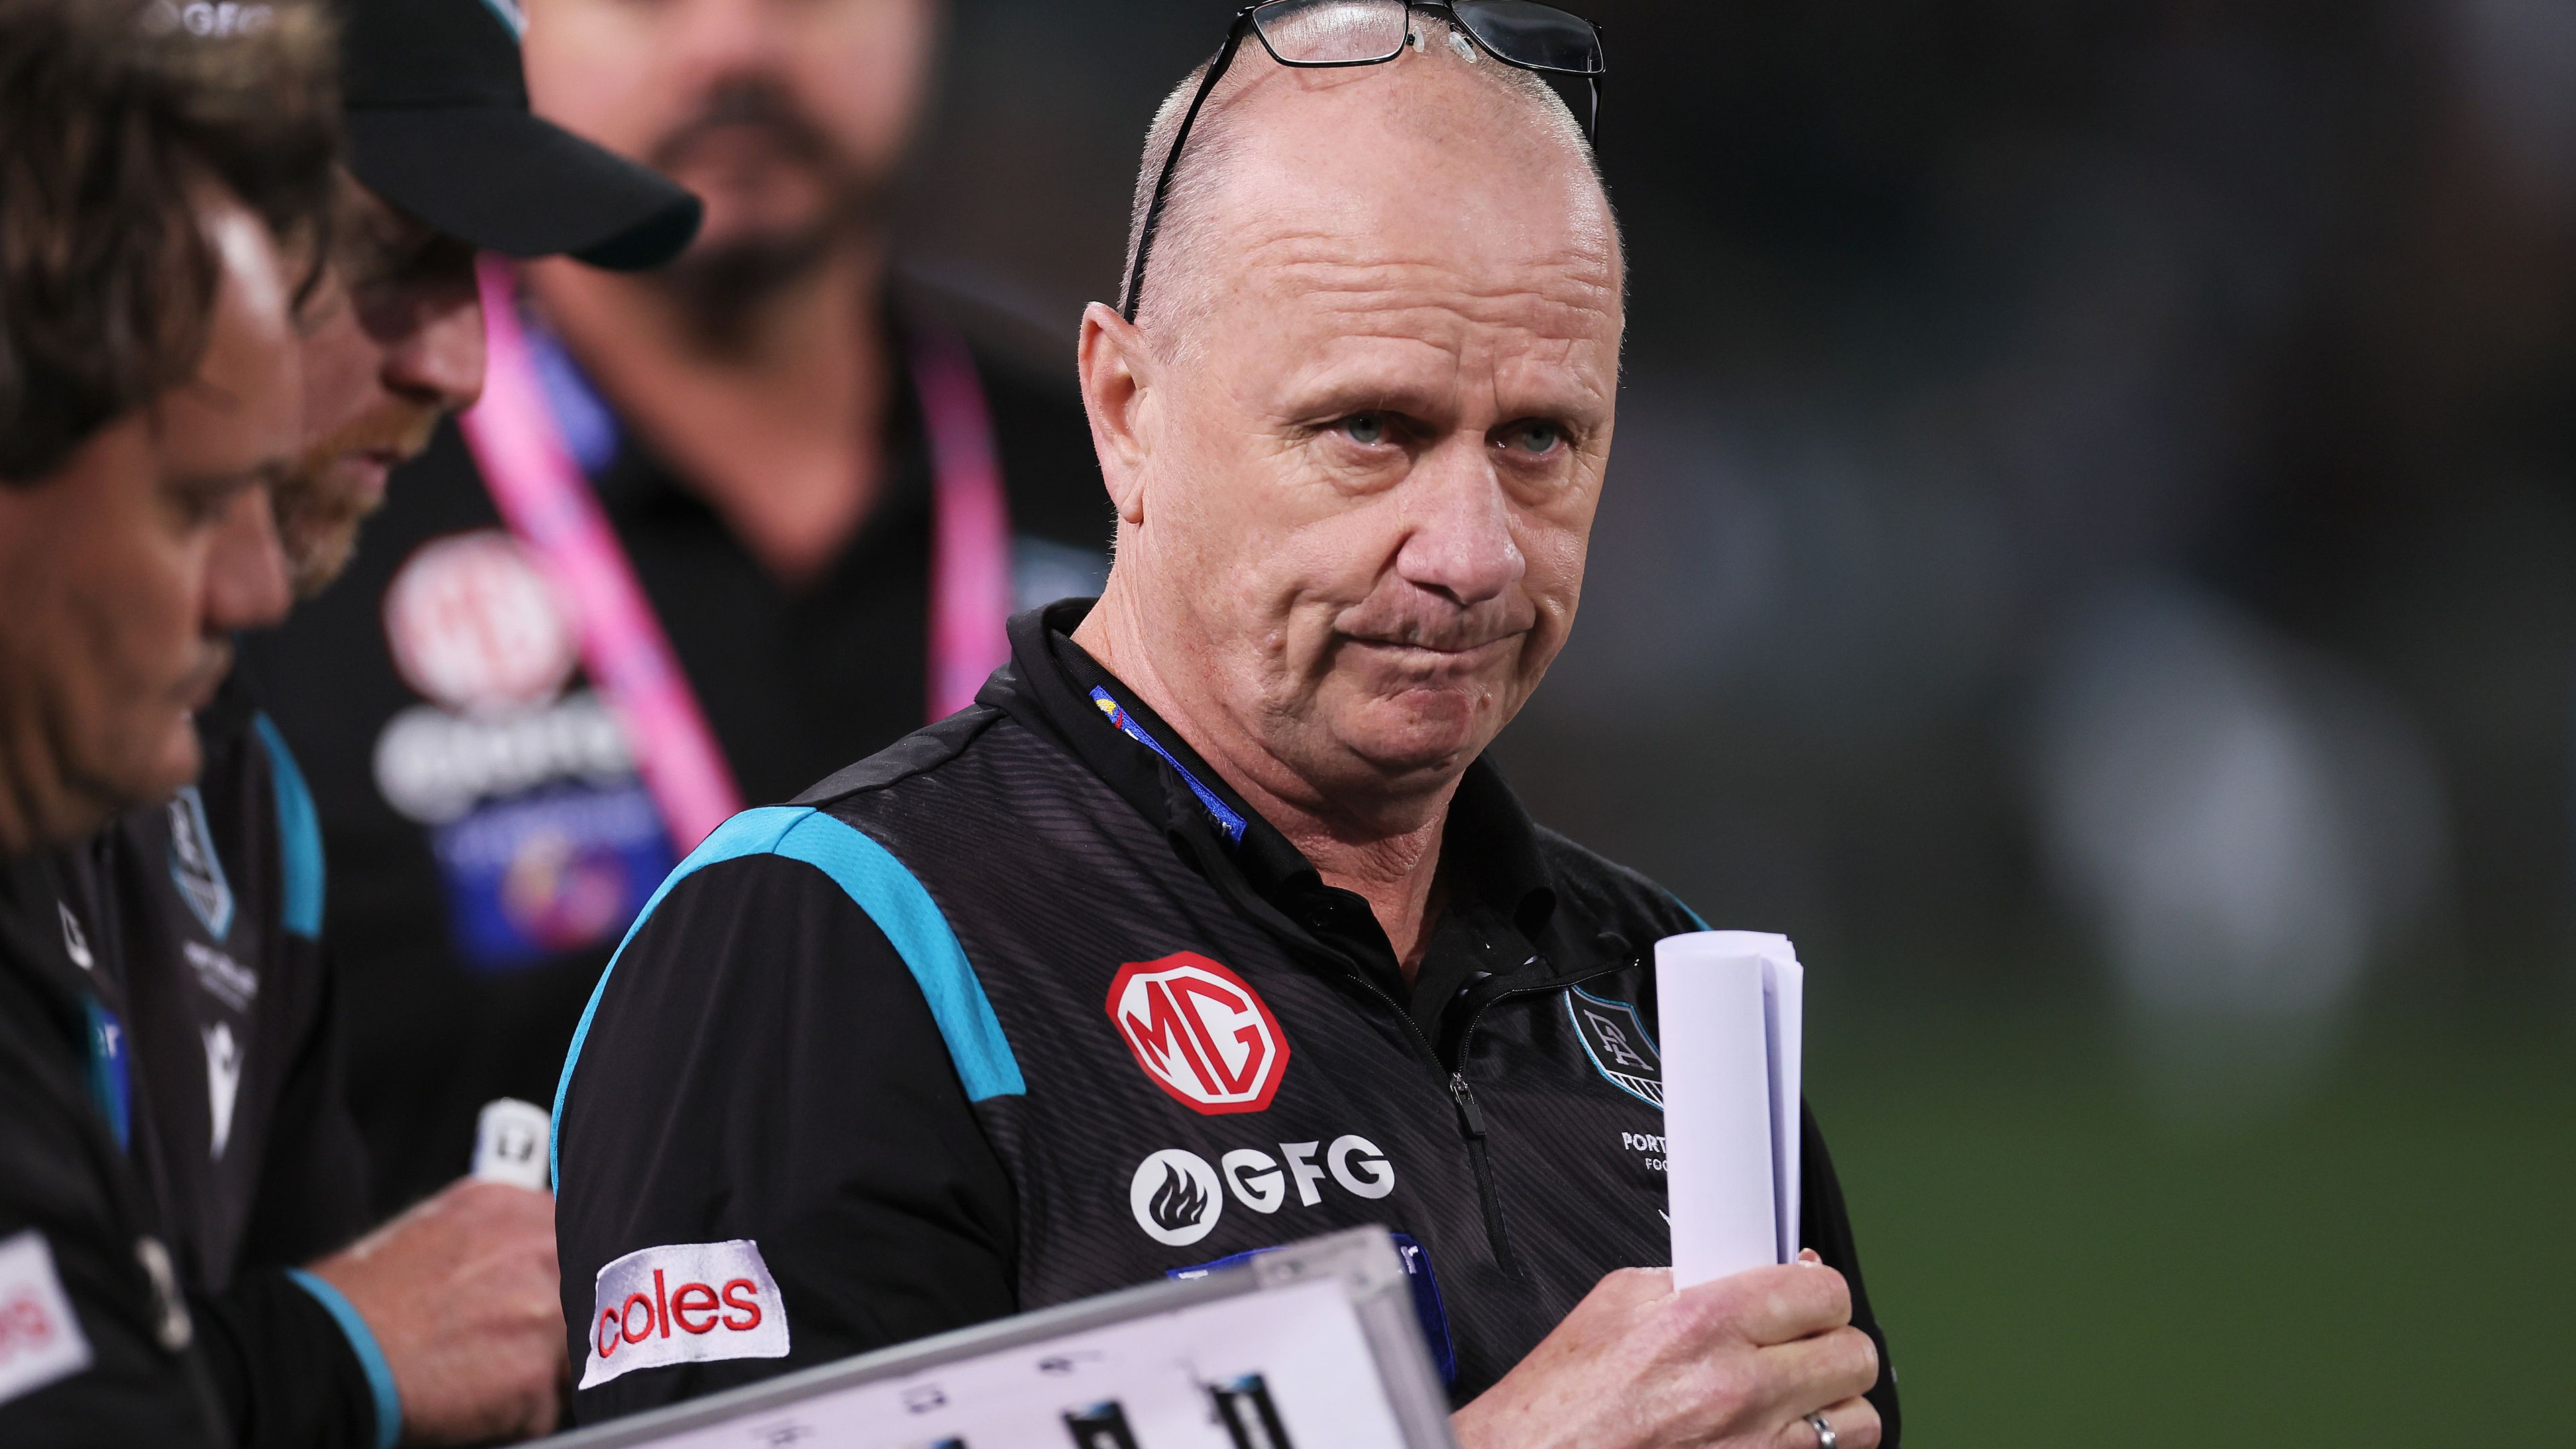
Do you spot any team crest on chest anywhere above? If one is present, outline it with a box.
[1106,953,1290,1115]
[167,786,233,941]
[1568,985,1662,1108]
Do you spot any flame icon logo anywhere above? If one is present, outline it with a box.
[1128,1148,1222,1245]
[1149,1162,1207,1231]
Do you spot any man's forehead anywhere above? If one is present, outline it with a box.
[1196,57,1621,334]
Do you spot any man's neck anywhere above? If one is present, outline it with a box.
[1072,584,1462,979]
[0,722,80,861]
[0,780,33,861]
[527,239,892,587]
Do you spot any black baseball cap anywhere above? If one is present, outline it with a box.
[338,0,702,270]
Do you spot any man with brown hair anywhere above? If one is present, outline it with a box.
[0,1,338,1440]
[40,3,704,1444]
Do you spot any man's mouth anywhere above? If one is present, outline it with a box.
[1343,632,1524,667]
[335,449,395,502]
[176,640,233,713]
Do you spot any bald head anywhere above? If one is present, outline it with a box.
[1122,17,1619,350]
[1072,27,1627,837]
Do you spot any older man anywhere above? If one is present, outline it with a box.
[0,3,331,1438]
[556,7,1898,1447]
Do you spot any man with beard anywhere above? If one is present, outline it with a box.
[53,1,702,1445]
[243,0,1114,1214]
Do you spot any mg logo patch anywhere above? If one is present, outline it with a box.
[1107,953,1289,1115]
[1568,985,1663,1108]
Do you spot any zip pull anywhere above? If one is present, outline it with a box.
[1448,1073,1487,1138]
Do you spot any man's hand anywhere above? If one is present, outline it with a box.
[308,1177,567,1444]
[1451,1254,1882,1449]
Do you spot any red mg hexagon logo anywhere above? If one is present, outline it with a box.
[1106,953,1289,1115]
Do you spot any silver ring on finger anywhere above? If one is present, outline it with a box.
[1807,1411,1839,1449]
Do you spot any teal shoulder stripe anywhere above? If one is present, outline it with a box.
[549,806,1023,1187]
[1672,896,1711,932]
[760,811,1025,1102]
[252,714,325,939]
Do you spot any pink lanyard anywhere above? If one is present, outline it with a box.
[458,256,1013,851]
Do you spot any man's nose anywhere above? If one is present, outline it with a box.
[668,0,790,86]
[203,486,291,634]
[1395,439,1526,606]
[385,285,486,415]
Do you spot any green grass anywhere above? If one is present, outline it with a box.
[1809,1016,2576,1446]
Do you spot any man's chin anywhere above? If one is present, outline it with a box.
[284,519,364,599]
[276,471,387,597]
[107,715,206,816]
[1328,688,1512,782]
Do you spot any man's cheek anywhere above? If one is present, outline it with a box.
[1521,524,1590,618]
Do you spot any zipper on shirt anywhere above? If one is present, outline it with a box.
[1328,936,1635,1281]
[1436,953,1637,1271]
[1172,824,1607,1279]
[1302,948,1527,1277]
[1445,1069,1523,1277]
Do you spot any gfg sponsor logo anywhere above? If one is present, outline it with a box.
[1126,1136,1396,1246]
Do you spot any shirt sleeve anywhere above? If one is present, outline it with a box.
[553,853,1018,1428]
[1799,1102,1900,1446]
[187,1267,386,1449]
[231,933,370,1271]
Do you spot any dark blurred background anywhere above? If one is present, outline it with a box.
[893,2,2573,1441]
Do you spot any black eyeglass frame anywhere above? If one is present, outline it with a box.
[1118,0,1607,323]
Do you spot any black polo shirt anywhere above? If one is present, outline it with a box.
[553,600,1899,1438]
[241,308,1112,1212]
[27,674,387,1449]
[0,857,229,1445]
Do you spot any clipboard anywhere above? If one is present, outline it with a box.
[533,1227,1457,1449]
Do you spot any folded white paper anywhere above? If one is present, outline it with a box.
[472,1097,551,1190]
[1656,930,1804,1288]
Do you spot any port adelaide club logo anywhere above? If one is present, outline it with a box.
[1106,952,1289,1115]
[1568,985,1663,1108]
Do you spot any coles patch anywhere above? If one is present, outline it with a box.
[0,1230,93,1407]
[580,1239,787,1389]
[1106,953,1289,1115]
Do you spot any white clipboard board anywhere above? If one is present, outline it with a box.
[533,1228,1456,1449]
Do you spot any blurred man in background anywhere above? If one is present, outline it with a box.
[56,1,703,1444]
[0,1,329,1437]
[245,0,1116,1214]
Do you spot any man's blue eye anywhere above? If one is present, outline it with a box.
[1511,423,1561,454]
[1340,413,1387,445]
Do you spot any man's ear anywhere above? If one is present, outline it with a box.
[1077,301,1152,526]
